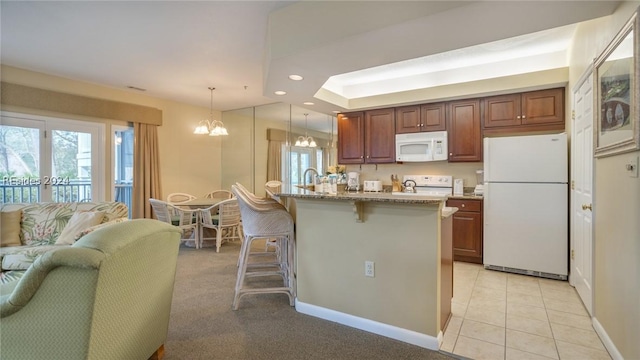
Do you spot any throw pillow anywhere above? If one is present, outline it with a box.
[74,217,129,241]
[55,211,105,245]
[1,210,23,247]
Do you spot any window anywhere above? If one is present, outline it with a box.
[288,146,323,186]
[1,112,104,203]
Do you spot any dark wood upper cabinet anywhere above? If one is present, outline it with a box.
[395,103,445,134]
[421,103,447,132]
[337,109,395,164]
[447,99,482,162]
[522,88,564,125]
[395,106,421,133]
[337,112,365,164]
[484,88,565,135]
[484,94,521,128]
[365,108,396,163]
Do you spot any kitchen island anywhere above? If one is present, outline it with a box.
[276,187,456,350]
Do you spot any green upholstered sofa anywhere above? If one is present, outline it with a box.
[0,219,181,360]
[0,202,129,284]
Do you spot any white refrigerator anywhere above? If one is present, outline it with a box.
[483,133,568,279]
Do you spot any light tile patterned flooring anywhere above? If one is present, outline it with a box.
[442,262,612,360]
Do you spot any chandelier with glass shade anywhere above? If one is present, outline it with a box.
[295,113,316,147]
[194,87,229,136]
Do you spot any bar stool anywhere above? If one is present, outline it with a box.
[231,184,295,310]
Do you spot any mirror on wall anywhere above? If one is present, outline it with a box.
[221,103,336,197]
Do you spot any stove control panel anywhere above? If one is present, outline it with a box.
[402,175,453,188]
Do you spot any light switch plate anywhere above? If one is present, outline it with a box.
[627,155,639,178]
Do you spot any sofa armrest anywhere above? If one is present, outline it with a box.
[0,247,104,317]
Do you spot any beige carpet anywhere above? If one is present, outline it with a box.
[164,240,460,360]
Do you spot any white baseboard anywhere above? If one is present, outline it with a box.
[592,317,623,360]
[295,299,440,350]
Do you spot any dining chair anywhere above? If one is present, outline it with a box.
[204,190,233,200]
[149,198,199,248]
[264,180,282,202]
[231,184,295,310]
[167,192,197,205]
[199,198,242,252]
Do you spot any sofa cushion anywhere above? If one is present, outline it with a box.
[0,202,128,246]
[74,218,129,242]
[0,270,25,286]
[0,245,65,271]
[55,211,105,245]
[1,210,22,247]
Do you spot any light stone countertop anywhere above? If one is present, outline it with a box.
[276,186,444,205]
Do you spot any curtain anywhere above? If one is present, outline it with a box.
[132,122,162,218]
[267,140,282,181]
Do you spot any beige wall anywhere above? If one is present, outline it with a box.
[294,198,443,337]
[0,65,221,200]
[568,2,640,359]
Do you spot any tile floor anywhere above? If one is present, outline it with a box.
[441,262,612,360]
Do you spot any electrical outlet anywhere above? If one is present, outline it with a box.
[627,156,639,178]
[365,261,375,277]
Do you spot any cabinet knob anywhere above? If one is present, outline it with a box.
[582,204,592,211]
[517,115,521,119]
[522,115,526,119]
[461,204,465,208]
[449,153,453,156]
[360,156,364,159]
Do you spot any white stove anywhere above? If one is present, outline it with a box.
[393,175,453,198]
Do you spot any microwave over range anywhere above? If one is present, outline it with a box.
[395,131,448,162]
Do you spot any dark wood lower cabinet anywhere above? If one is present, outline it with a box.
[446,199,483,264]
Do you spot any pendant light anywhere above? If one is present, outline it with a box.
[194,87,229,136]
[295,113,316,147]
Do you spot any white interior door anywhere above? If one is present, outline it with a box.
[571,73,594,315]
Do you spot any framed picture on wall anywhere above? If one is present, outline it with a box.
[595,8,640,157]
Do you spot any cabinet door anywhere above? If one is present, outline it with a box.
[365,108,395,163]
[521,88,564,125]
[395,105,421,134]
[447,99,482,162]
[451,211,483,263]
[484,94,521,128]
[421,103,446,131]
[337,112,365,164]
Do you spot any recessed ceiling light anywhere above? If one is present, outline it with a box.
[303,102,314,105]
[274,90,287,95]
[289,74,303,81]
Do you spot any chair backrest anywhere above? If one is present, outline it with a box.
[150,198,195,226]
[234,182,275,204]
[231,185,293,237]
[220,198,240,227]
[204,190,233,200]
[149,198,172,223]
[264,180,283,203]
[264,180,282,196]
[166,192,196,204]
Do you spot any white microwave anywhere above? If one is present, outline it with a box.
[395,131,448,162]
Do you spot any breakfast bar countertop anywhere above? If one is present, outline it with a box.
[275,186,443,205]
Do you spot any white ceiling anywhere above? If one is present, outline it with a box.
[0,1,621,130]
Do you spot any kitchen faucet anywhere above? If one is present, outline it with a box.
[302,167,319,190]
